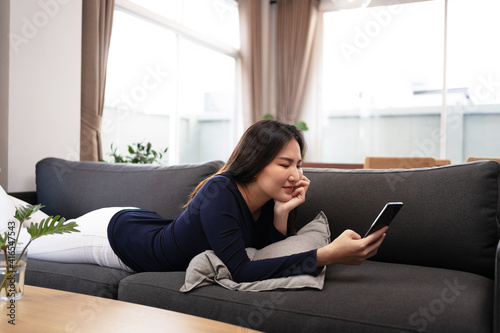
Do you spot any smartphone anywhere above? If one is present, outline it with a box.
[363,202,403,238]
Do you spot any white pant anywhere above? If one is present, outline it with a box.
[24,207,136,272]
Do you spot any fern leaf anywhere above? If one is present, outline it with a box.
[26,216,80,240]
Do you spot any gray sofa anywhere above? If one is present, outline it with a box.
[16,157,500,332]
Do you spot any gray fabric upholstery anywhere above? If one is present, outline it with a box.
[36,158,224,219]
[25,158,500,332]
[25,259,132,299]
[494,240,500,332]
[30,158,223,299]
[119,261,493,333]
[300,161,500,279]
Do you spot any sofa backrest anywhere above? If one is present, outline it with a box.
[300,161,500,279]
[36,158,224,220]
[36,158,500,279]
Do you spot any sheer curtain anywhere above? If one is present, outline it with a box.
[80,0,115,161]
[238,0,265,127]
[276,0,319,124]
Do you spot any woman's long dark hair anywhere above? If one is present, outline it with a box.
[186,119,306,232]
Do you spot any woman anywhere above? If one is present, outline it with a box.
[28,120,387,282]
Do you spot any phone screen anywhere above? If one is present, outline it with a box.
[363,202,403,238]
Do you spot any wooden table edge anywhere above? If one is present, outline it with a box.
[1,285,262,333]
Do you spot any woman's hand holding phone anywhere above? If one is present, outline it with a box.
[316,226,388,267]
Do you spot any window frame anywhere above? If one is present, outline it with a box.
[316,0,490,163]
[108,0,241,164]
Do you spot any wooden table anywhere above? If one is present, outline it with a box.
[0,285,261,332]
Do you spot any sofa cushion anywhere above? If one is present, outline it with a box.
[26,259,132,299]
[300,161,500,279]
[118,261,493,333]
[36,158,224,219]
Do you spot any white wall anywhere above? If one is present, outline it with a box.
[0,1,10,189]
[0,0,82,192]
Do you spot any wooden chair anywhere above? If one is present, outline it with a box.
[363,156,437,169]
[466,157,500,163]
[436,159,451,166]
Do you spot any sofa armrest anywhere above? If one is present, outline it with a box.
[7,191,38,205]
[494,240,500,332]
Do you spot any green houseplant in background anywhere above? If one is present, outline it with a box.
[0,204,79,300]
[106,141,168,164]
[261,114,309,131]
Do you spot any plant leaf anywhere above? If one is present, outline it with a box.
[294,121,309,131]
[14,204,44,223]
[261,114,275,120]
[0,232,12,251]
[107,141,168,164]
[26,216,80,241]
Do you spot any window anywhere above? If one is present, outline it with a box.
[447,0,500,161]
[318,0,499,163]
[102,0,239,164]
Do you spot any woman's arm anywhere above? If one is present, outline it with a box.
[273,175,310,235]
[316,227,388,267]
[273,207,288,235]
[199,179,320,282]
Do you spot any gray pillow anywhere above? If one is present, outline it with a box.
[181,211,330,292]
[251,210,331,260]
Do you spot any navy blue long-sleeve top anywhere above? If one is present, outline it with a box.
[108,173,321,283]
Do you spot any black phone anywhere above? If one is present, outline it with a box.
[363,202,403,238]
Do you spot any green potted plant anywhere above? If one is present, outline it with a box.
[261,114,309,131]
[106,142,168,164]
[0,204,79,300]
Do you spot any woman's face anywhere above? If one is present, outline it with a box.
[254,139,303,202]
